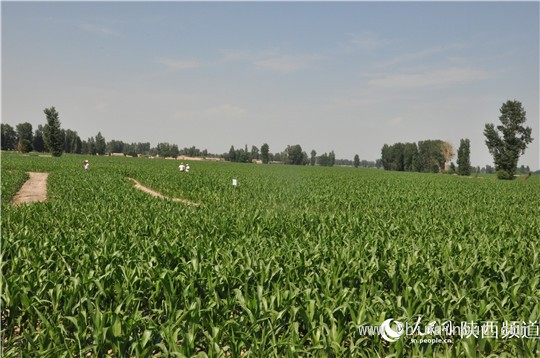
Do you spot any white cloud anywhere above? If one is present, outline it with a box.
[217,48,323,73]
[377,43,464,68]
[367,67,490,89]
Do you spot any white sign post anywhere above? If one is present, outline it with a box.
[232,178,238,207]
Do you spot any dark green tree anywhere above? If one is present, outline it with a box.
[17,139,33,153]
[251,145,259,160]
[73,135,82,154]
[381,144,391,170]
[416,140,445,173]
[43,107,64,157]
[95,132,106,155]
[286,144,304,165]
[261,143,269,164]
[318,153,330,166]
[63,129,80,154]
[107,139,125,154]
[82,137,96,155]
[16,122,33,152]
[310,150,317,166]
[403,143,418,171]
[1,123,17,150]
[484,100,533,180]
[170,144,179,159]
[156,142,173,158]
[302,151,309,165]
[457,138,471,176]
[329,150,335,167]
[353,154,360,168]
[237,146,248,163]
[227,145,236,162]
[33,125,46,152]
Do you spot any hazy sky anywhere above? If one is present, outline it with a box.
[2,1,539,168]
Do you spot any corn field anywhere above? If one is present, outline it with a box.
[1,152,539,356]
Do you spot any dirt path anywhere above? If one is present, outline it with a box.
[11,172,49,206]
[127,178,201,206]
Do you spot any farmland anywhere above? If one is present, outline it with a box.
[1,152,539,356]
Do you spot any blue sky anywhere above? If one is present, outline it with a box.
[2,1,539,168]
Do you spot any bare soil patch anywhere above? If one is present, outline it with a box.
[11,172,49,206]
[127,178,201,206]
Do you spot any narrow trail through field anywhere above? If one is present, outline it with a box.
[127,178,201,206]
[11,172,49,206]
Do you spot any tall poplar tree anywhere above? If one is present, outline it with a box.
[484,100,533,179]
[43,107,64,157]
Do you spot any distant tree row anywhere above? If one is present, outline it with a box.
[380,139,471,175]
[382,140,447,173]
[6,101,531,179]
[224,143,344,167]
[347,156,382,168]
[1,106,379,167]
[1,107,221,159]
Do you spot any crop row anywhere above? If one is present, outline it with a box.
[1,153,539,356]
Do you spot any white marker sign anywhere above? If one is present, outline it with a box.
[232,179,237,187]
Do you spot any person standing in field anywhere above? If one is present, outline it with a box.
[84,160,89,171]
[186,164,190,173]
[179,163,185,172]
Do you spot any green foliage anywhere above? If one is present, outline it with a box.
[16,122,34,148]
[63,129,82,154]
[95,132,107,155]
[43,106,64,157]
[353,154,360,168]
[496,169,512,180]
[17,139,33,153]
[318,150,335,167]
[33,125,46,152]
[1,123,17,150]
[310,150,317,166]
[261,143,269,164]
[416,140,445,173]
[155,142,179,158]
[0,163,28,204]
[2,152,539,356]
[286,144,304,165]
[457,138,471,176]
[484,100,533,180]
[382,141,448,173]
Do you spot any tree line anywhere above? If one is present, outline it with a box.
[2,100,533,179]
[1,107,377,167]
[380,139,472,175]
[379,100,534,179]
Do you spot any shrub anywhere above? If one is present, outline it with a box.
[496,170,512,180]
